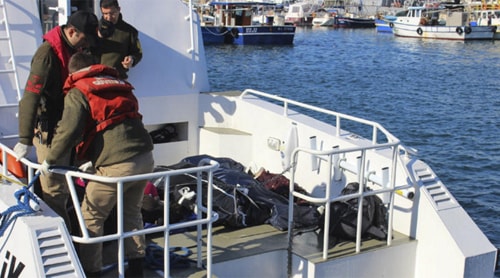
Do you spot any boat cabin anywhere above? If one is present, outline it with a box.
[208,2,283,26]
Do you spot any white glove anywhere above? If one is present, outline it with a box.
[78,161,94,173]
[37,160,52,176]
[13,143,31,161]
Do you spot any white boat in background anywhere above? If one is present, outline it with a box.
[285,1,322,26]
[312,8,338,26]
[0,1,498,278]
[392,2,496,40]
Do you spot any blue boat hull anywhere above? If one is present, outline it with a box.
[202,26,296,45]
[375,19,393,33]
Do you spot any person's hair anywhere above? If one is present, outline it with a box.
[68,53,97,73]
[100,0,119,8]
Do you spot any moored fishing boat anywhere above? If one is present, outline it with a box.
[334,13,376,28]
[0,1,498,278]
[375,17,393,32]
[199,1,295,45]
[375,9,407,32]
[332,0,376,28]
[312,8,338,26]
[469,2,500,39]
[391,1,496,40]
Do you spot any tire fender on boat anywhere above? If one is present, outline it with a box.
[456,27,463,35]
[389,22,394,28]
[464,26,472,34]
[231,28,239,38]
[417,27,423,35]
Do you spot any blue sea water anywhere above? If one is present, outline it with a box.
[205,27,500,275]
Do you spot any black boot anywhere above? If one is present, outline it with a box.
[125,258,144,278]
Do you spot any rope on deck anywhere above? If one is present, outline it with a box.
[0,172,41,237]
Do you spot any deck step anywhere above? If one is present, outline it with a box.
[414,161,458,211]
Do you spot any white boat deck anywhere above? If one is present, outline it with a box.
[100,224,413,277]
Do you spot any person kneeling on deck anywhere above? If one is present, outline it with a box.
[41,52,154,277]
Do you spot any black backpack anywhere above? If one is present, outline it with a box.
[323,182,388,241]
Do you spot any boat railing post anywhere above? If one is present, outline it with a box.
[42,161,219,278]
[116,180,125,277]
[336,116,341,137]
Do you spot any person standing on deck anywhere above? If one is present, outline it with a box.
[14,11,99,230]
[96,0,142,79]
[40,52,154,277]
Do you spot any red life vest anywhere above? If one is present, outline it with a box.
[63,64,142,159]
[42,26,74,82]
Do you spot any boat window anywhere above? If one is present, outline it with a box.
[40,0,58,33]
[39,0,94,34]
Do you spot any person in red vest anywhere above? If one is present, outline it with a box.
[14,11,98,231]
[41,52,154,277]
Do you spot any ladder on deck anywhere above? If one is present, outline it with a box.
[0,0,21,101]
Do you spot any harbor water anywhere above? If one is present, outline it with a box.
[205,27,500,275]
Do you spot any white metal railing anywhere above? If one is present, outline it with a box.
[237,90,414,261]
[0,142,218,278]
[286,143,413,261]
[188,0,197,88]
[240,89,400,145]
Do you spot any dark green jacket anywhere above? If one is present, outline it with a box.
[18,27,76,146]
[98,14,142,79]
[46,88,153,167]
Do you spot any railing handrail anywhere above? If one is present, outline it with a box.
[287,138,406,261]
[61,159,218,278]
[240,88,400,145]
[1,142,218,278]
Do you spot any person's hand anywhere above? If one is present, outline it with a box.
[13,143,31,161]
[37,160,52,176]
[78,161,94,173]
[122,55,134,69]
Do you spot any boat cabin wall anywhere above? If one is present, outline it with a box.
[0,1,43,149]
[118,0,210,97]
[39,0,211,99]
[213,5,252,26]
[115,1,210,166]
[445,12,468,26]
[0,1,42,105]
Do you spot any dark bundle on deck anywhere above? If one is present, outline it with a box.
[146,155,320,231]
